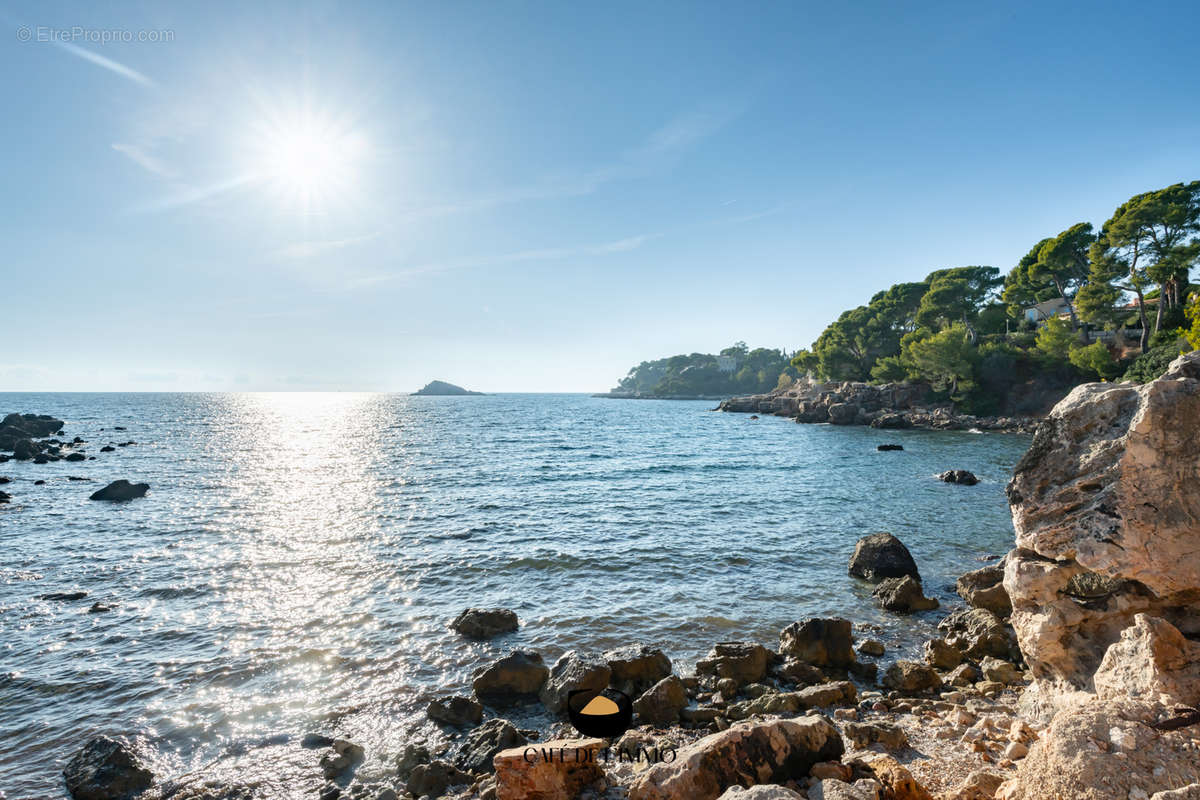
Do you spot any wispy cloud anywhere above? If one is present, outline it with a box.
[54,41,154,87]
[272,231,383,260]
[112,142,176,178]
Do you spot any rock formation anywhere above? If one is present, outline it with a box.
[1004,351,1200,719]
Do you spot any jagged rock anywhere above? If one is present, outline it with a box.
[1092,614,1200,708]
[605,644,673,696]
[858,640,884,657]
[937,608,1018,661]
[395,743,431,780]
[539,650,612,714]
[633,675,688,726]
[774,658,826,686]
[955,564,1012,617]
[1150,787,1200,800]
[727,682,856,720]
[493,738,606,800]
[456,718,527,774]
[944,770,1004,800]
[472,651,548,703]
[806,779,882,800]
[922,638,963,670]
[717,785,805,799]
[938,470,979,485]
[1004,352,1200,719]
[13,438,38,460]
[842,721,908,751]
[696,642,773,685]
[998,699,1200,800]
[778,618,855,668]
[881,661,941,693]
[828,403,860,425]
[451,607,519,639]
[852,754,932,800]
[407,760,471,798]
[944,663,980,687]
[0,412,64,440]
[979,657,1021,685]
[848,533,920,583]
[319,739,364,780]
[89,480,149,502]
[426,695,483,728]
[871,413,912,430]
[627,716,844,800]
[871,576,938,612]
[63,735,153,800]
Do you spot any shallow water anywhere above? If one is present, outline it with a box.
[0,393,1029,797]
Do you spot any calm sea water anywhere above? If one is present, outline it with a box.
[0,393,1029,797]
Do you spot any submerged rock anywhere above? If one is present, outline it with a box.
[847,533,920,583]
[63,735,153,800]
[451,607,519,639]
[937,469,979,485]
[407,760,471,798]
[89,480,149,502]
[627,716,844,800]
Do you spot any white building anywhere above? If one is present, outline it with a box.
[1024,298,1071,325]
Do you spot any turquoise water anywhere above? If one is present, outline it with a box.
[0,393,1029,797]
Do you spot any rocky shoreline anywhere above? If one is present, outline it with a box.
[39,352,1200,799]
[716,380,1043,434]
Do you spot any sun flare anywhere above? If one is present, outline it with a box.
[247,107,367,209]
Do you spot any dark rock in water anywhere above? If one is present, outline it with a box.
[0,412,64,440]
[748,414,759,420]
[456,718,526,774]
[114,426,126,431]
[603,643,672,696]
[41,591,88,601]
[472,650,548,702]
[63,735,153,800]
[451,607,518,639]
[72,436,85,444]
[301,733,336,749]
[938,469,979,485]
[848,532,920,582]
[118,441,136,447]
[876,443,904,451]
[872,575,939,612]
[778,617,856,667]
[395,743,431,780]
[88,602,116,613]
[412,380,485,396]
[65,452,86,462]
[427,695,483,728]
[407,760,471,797]
[0,476,10,483]
[34,479,45,485]
[89,480,149,502]
[539,650,611,714]
[68,475,90,481]
[100,445,116,452]
[33,454,50,464]
[0,490,10,503]
[13,439,38,460]
[695,641,772,686]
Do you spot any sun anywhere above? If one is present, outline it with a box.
[247,107,367,210]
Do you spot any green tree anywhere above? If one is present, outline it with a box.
[1035,317,1075,362]
[914,266,1002,340]
[1068,342,1120,380]
[1187,293,1200,351]
[903,323,977,401]
[1030,223,1095,327]
[1002,238,1058,318]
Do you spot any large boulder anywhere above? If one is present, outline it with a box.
[956,563,1012,617]
[451,607,519,639]
[937,608,1019,662]
[472,650,549,703]
[938,470,979,486]
[456,718,527,774]
[1092,614,1200,708]
[63,735,153,800]
[493,738,606,800]
[871,575,938,612]
[727,682,856,720]
[881,661,942,693]
[848,533,920,583]
[539,650,612,714]
[827,403,860,425]
[718,786,805,799]
[426,695,483,728]
[997,699,1200,800]
[407,760,472,798]
[1004,352,1200,719]
[695,642,773,686]
[627,716,844,800]
[633,675,688,726]
[604,644,672,696]
[778,618,855,668]
[89,480,149,502]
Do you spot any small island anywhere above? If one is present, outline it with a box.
[410,380,485,396]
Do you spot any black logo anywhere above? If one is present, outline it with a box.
[566,688,633,737]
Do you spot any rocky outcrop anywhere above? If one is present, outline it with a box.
[426,695,483,728]
[457,718,527,774]
[1004,351,1200,719]
[633,675,688,725]
[778,618,856,668]
[472,650,548,703]
[451,607,519,639]
[604,644,672,696]
[539,650,612,714]
[627,716,844,800]
[956,563,1012,617]
[848,533,920,583]
[695,642,772,686]
[938,470,979,486]
[0,412,63,447]
[1092,614,1200,708]
[89,480,149,502]
[492,738,606,800]
[871,575,938,612]
[63,735,153,800]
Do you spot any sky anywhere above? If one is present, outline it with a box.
[2,1,1199,392]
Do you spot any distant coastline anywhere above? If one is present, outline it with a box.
[411,380,485,396]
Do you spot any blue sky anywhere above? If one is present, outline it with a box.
[2,1,1198,391]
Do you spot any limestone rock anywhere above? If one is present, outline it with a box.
[492,738,605,800]
[539,651,612,714]
[979,657,1021,686]
[604,644,673,696]
[807,779,882,799]
[779,618,856,668]
[717,785,805,799]
[937,608,1019,662]
[696,642,773,685]
[854,754,932,800]
[427,695,484,728]
[1150,787,1200,800]
[945,770,1004,800]
[63,735,153,800]
[451,607,519,639]
[727,683,856,720]
[1004,352,1200,719]
[407,760,471,798]
[1093,614,1200,708]
[633,675,688,726]
[627,716,844,800]
[956,563,1012,617]
[473,651,549,703]
[923,638,963,670]
[842,721,908,751]
[871,576,938,613]
[881,661,941,693]
[457,718,527,774]
[848,533,920,583]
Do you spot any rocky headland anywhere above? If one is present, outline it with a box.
[413,381,486,396]
[717,379,1044,434]
[52,352,1200,800]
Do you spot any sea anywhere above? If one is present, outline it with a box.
[0,393,1031,798]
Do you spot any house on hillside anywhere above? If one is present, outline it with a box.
[717,354,740,373]
[1023,298,1071,325]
